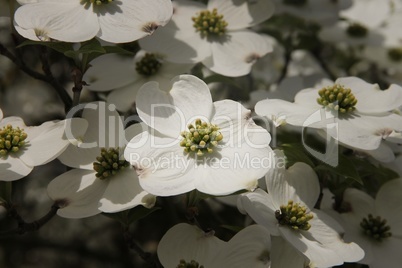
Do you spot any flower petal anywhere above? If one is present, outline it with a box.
[218,225,271,268]
[157,223,225,268]
[238,189,280,235]
[99,167,155,213]
[14,2,99,42]
[308,210,365,263]
[267,162,320,210]
[370,237,402,268]
[0,156,33,181]
[343,188,375,219]
[124,130,197,196]
[136,75,213,138]
[255,99,321,127]
[204,31,273,77]
[20,120,69,166]
[270,236,310,268]
[139,1,211,64]
[279,226,343,267]
[97,0,173,43]
[336,77,402,114]
[83,53,137,92]
[208,0,274,30]
[375,179,402,236]
[47,169,107,219]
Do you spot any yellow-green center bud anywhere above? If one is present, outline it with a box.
[387,47,402,62]
[283,0,308,6]
[360,214,392,242]
[346,22,368,38]
[0,124,28,156]
[317,84,357,113]
[93,147,129,180]
[275,200,314,231]
[180,119,223,157]
[177,260,204,268]
[192,9,228,37]
[89,0,113,5]
[135,53,162,76]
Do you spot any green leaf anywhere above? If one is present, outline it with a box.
[280,143,315,168]
[64,38,106,59]
[17,40,74,55]
[102,206,160,226]
[103,46,135,56]
[315,154,362,184]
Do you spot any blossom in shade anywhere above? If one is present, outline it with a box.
[334,179,402,268]
[157,223,271,268]
[83,50,193,112]
[47,102,154,218]
[139,0,274,77]
[238,152,364,267]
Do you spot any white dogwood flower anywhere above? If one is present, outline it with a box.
[336,179,402,268]
[124,74,272,196]
[0,111,84,181]
[255,77,402,153]
[47,102,154,218]
[238,157,364,267]
[157,223,271,268]
[14,0,173,43]
[138,0,274,77]
[83,51,193,112]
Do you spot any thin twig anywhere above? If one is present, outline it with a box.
[311,47,337,81]
[123,227,162,268]
[0,42,73,111]
[0,203,59,236]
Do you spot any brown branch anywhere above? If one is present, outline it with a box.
[0,42,73,112]
[1,203,59,236]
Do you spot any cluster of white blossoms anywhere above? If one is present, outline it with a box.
[2,0,402,267]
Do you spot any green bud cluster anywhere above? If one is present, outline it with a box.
[275,200,313,231]
[93,147,129,180]
[192,9,228,37]
[180,119,223,157]
[0,124,28,156]
[136,53,162,76]
[360,214,392,242]
[283,0,308,6]
[346,23,368,38]
[387,47,402,62]
[177,260,204,268]
[90,0,113,5]
[317,84,357,113]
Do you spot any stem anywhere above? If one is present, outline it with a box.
[0,42,73,112]
[71,67,84,107]
[0,181,12,204]
[0,202,60,236]
[123,227,162,268]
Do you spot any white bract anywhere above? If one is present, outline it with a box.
[83,51,193,112]
[138,0,274,77]
[238,154,364,267]
[47,102,154,219]
[0,110,84,181]
[319,0,394,47]
[255,77,402,156]
[124,74,272,196]
[157,223,271,268]
[13,0,173,43]
[336,179,402,268]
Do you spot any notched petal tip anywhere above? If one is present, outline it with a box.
[54,198,70,209]
[141,22,159,35]
[245,53,261,63]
